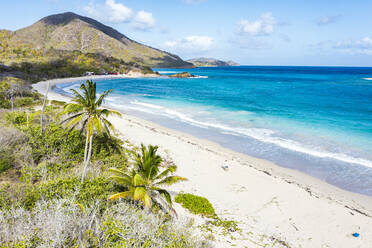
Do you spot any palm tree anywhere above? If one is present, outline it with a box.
[109,144,187,212]
[62,80,121,183]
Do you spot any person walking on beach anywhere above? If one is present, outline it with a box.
[223,160,229,171]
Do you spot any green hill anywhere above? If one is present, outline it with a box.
[2,12,192,68]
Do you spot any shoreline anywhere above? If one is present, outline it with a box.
[32,76,372,247]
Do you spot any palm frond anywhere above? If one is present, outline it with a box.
[101,117,115,134]
[133,173,146,186]
[108,168,129,176]
[133,187,148,201]
[154,166,178,180]
[60,112,85,124]
[153,188,172,206]
[155,176,187,186]
[110,175,132,186]
[108,191,131,201]
[92,115,103,133]
[143,193,152,208]
[65,114,84,128]
[95,89,112,107]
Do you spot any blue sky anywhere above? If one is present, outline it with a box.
[1,0,372,66]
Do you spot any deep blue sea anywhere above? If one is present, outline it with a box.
[56,66,372,196]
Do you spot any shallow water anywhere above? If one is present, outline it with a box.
[56,66,372,196]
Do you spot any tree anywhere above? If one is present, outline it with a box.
[62,80,121,183]
[109,144,187,213]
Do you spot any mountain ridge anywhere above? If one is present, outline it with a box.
[187,57,239,67]
[8,12,193,68]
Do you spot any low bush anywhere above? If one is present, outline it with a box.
[100,153,129,172]
[0,198,210,248]
[25,123,85,163]
[5,111,28,125]
[0,94,11,109]
[51,99,66,106]
[0,152,12,173]
[209,218,240,233]
[0,184,14,210]
[19,176,115,209]
[93,132,124,158]
[0,127,30,171]
[14,97,34,107]
[175,193,216,218]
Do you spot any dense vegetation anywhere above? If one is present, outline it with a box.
[0,77,252,247]
[0,76,41,110]
[0,81,213,247]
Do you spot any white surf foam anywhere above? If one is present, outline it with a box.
[157,71,178,74]
[191,75,209,79]
[159,108,372,168]
[131,100,164,110]
[111,99,372,169]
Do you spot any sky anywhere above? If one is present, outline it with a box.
[1,0,372,66]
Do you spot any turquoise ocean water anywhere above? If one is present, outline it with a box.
[56,66,372,195]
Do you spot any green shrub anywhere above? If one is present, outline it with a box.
[5,111,27,125]
[14,97,34,107]
[93,133,124,158]
[209,218,240,233]
[21,177,115,209]
[0,151,13,173]
[19,161,75,183]
[0,158,11,173]
[175,193,216,218]
[51,100,66,106]
[0,94,11,109]
[25,123,85,162]
[0,184,14,209]
[100,153,129,172]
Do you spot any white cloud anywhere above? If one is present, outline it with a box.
[333,37,372,54]
[84,0,133,23]
[83,0,156,31]
[238,12,276,36]
[164,41,177,48]
[316,15,341,26]
[182,36,214,50]
[164,36,214,51]
[132,10,155,30]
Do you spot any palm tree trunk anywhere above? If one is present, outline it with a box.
[84,129,89,163]
[81,134,93,183]
[40,81,50,136]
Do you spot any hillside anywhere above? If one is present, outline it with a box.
[187,57,239,67]
[3,12,192,68]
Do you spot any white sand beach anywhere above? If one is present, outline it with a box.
[33,77,372,248]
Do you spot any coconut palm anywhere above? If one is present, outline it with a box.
[109,144,187,212]
[62,80,121,183]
